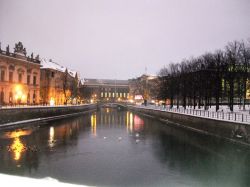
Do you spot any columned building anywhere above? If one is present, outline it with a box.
[0,42,40,105]
[80,79,129,102]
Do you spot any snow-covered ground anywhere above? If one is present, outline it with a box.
[135,104,250,124]
[175,105,250,115]
[0,174,92,187]
[0,104,90,109]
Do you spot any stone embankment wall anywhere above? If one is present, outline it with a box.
[128,106,250,146]
[0,104,96,126]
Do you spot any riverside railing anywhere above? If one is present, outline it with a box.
[136,105,250,124]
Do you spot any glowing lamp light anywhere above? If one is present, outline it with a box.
[50,97,55,106]
[14,84,26,103]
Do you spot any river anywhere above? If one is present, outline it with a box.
[0,108,250,187]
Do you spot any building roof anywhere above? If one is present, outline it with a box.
[41,58,77,78]
[41,58,66,72]
[84,78,129,86]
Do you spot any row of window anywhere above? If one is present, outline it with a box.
[100,92,128,98]
[100,87,128,92]
[0,70,37,85]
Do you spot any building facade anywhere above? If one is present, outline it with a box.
[40,59,79,105]
[80,79,129,102]
[129,74,158,104]
[0,42,40,105]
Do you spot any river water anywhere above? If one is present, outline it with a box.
[0,108,250,187]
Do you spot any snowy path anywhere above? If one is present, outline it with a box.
[134,105,250,125]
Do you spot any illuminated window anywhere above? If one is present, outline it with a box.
[105,92,107,97]
[101,92,103,97]
[120,93,122,97]
[116,93,119,97]
[124,93,126,98]
[109,92,111,97]
[112,92,115,97]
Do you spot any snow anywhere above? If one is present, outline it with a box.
[134,104,250,125]
[0,174,91,187]
[40,58,78,78]
[80,78,85,85]
[40,58,66,72]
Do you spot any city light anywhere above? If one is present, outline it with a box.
[91,114,97,136]
[14,84,26,103]
[49,97,55,106]
[11,137,25,161]
[48,126,55,148]
[129,99,134,103]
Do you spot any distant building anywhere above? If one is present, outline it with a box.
[129,74,158,104]
[80,79,129,102]
[40,59,79,105]
[0,42,40,105]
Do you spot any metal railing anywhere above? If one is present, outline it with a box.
[137,105,250,124]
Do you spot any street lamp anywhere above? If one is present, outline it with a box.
[14,84,25,104]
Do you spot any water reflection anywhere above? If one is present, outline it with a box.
[1,129,32,139]
[133,115,144,132]
[0,109,250,187]
[91,114,97,136]
[48,127,55,148]
[1,130,32,161]
[10,137,26,161]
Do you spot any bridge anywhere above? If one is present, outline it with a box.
[96,101,128,110]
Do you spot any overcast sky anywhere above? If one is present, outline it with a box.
[0,0,250,79]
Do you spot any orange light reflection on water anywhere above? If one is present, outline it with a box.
[10,137,26,161]
[91,114,97,136]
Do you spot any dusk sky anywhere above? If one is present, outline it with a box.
[0,0,250,79]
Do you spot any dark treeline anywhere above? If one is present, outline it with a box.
[158,40,250,112]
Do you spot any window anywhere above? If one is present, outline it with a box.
[9,92,13,103]
[33,92,36,104]
[27,92,30,104]
[51,72,55,78]
[0,90,4,104]
[101,92,103,97]
[0,70,5,81]
[18,73,22,83]
[27,75,30,85]
[124,93,126,98]
[33,76,37,85]
[9,72,13,82]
